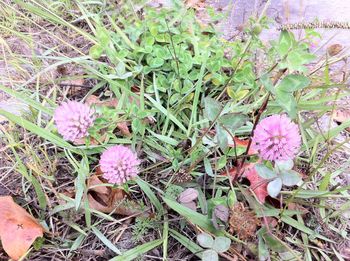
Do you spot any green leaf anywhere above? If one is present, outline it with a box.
[144,35,155,47]
[89,44,104,59]
[170,229,203,258]
[202,249,219,261]
[275,160,294,171]
[115,62,126,76]
[280,170,301,186]
[216,155,227,170]
[259,228,288,253]
[109,239,162,261]
[276,75,310,92]
[280,215,333,242]
[275,89,297,118]
[212,237,231,253]
[144,94,187,133]
[136,177,163,214]
[218,113,248,131]
[215,124,228,151]
[148,57,164,68]
[97,27,110,47]
[260,74,275,94]
[163,197,217,234]
[255,164,277,179]
[258,232,270,260]
[267,178,282,198]
[204,97,222,121]
[197,233,214,248]
[92,227,121,255]
[277,31,294,56]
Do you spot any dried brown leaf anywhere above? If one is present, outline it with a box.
[327,44,343,56]
[86,174,146,217]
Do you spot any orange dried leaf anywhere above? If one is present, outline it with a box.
[228,137,256,155]
[0,196,44,260]
[223,162,255,179]
[245,166,268,203]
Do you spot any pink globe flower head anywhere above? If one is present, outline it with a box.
[54,101,95,142]
[252,114,301,161]
[99,145,140,185]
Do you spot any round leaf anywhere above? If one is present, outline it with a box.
[178,188,198,203]
[148,57,164,68]
[213,205,229,223]
[275,160,294,172]
[89,44,104,59]
[197,233,214,248]
[212,236,231,253]
[280,170,301,186]
[267,178,282,198]
[204,97,222,121]
[202,249,219,261]
[255,164,277,179]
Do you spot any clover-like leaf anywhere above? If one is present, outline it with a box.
[197,233,214,248]
[212,236,231,253]
[204,97,222,121]
[178,188,198,203]
[215,124,228,151]
[267,178,282,198]
[280,170,301,186]
[275,160,294,172]
[202,249,219,261]
[255,164,277,179]
[213,205,229,223]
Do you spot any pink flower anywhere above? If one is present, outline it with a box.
[54,101,95,142]
[252,115,301,161]
[99,145,140,184]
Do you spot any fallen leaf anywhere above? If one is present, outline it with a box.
[228,137,257,155]
[178,188,198,203]
[245,166,269,203]
[332,109,350,131]
[287,202,309,215]
[327,44,343,56]
[86,173,146,216]
[73,136,100,145]
[116,122,131,137]
[0,196,44,260]
[223,162,255,179]
[85,95,118,107]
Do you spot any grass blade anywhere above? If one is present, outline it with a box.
[170,229,203,258]
[136,177,163,214]
[0,109,79,153]
[163,197,217,234]
[91,227,121,255]
[109,239,162,261]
